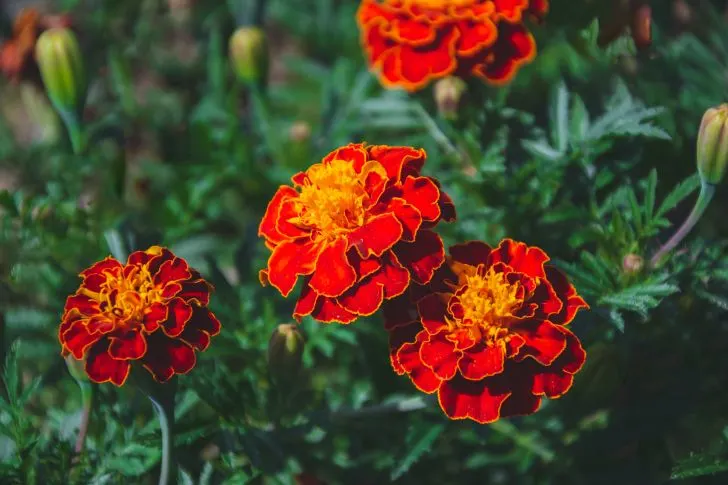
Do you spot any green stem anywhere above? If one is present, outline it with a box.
[59,110,85,155]
[74,382,93,455]
[144,379,177,485]
[650,182,716,267]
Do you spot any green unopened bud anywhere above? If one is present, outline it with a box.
[697,104,728,186]
[35,28,87,116]
[267,323,304,384]
[65,354,89,384]
[229,27,268,87]
[434,77,466,120]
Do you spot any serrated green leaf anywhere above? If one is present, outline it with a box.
[390,422,445,480]
[550,80,569,152]
[657,175,701,218]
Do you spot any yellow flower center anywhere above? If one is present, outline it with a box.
[447,266,524,345]
[291,159,387,240]
[86,265,162,327]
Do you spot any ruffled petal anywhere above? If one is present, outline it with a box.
[61,319,103,359]
[143,302,168,333]
[310,297,358,324]
[309,237,357,297]
[142,333,197,382]
[349,212,404,258]
[161,297,194,337]
[338,277,385,316]
[545,267,589,325]
[367,145,426,182]
[488,238,549,278]
[458,343,506,380]
[420,332,460,380]
[416,292,449,334]
[450,241,491,266]
[108,330,148,360]
[258,186,300,244]
[398,332,442,393]
[85,340,131,386]
[395,229,445,284]
[513,320,567,366]
[154,257,191,286]
[265,238,322,297]
[437,374,511,424]
[401,176,441,221]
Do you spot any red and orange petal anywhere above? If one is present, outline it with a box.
[356,0,547,91]
[385,238,588,423]
[258,143,454,324]
[58,246,221,387]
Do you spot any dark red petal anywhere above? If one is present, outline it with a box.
[514,320,567,366]
[143,302,168,333]
[367,145,426,182]
[420,332,460,380]
[64,293,99,316]
[259,186,299,244]
[383,293,419,330]
[488,239,549,278]
[293,282,319,321]
[349,252,382,280]
[179,307,220,351]
[80,257,122,280]
[86,315,115,335]
[108,330,148,360]
[557,326,587,374]
[85,341,131,386]
[309,238,357,297]
[532,371,574,398]
[142,333,197,382]
[388,320,421,374]
[178,279,212,306]
[395,229,445,284]
[338,278,385,316]
[61,319,103,359]
[545,266,589,325]
[322,143,369,172]
[450,241,492,266]
[456,17,497,56]
[387,198,422,242]
[161,298,194,337]
[310,297,358,324]
[401,176,441,222]
[416,293,449,334]
[265,238,322,297]
[397,332,442,393]
[369,251,410,299]
[154,257,191,285]
[458,344,505,380]
[500,391,542,418]
[349,212,403,259]
[523,279,562,319]
[437,374,511,424]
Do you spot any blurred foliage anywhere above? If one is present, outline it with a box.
[1,0,728,484]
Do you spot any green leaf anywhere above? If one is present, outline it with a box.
[671,453,728,480]
[550,80,570,152]
[657,174,701,218]
[390,422,445,480]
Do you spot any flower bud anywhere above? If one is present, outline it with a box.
[229,27,268,87]
[434,77,466,120]
[65,354,89,384]
[622,254,643,274]
[267,323,304,384]
[697,104,728,186]
[630,4,652,51]
[34,28,86,115]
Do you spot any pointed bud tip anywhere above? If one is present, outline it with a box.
[697,104,728,186]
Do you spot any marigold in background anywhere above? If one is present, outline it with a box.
[259,143,455,324]
[357,0,548,91]
[59,246,221,386]
[385,239,587,423]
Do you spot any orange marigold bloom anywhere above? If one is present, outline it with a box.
[259,143,455,324]
[59,246,221,386]
[385,239,588,424]
[356,0,548,91]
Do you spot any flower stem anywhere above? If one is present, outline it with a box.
[650,182,715,267]
[145,379,177,485]
[74,382,93,455]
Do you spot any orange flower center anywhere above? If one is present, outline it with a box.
[84,265,161,327]
[292,159,387,240]
[447,266,523,345]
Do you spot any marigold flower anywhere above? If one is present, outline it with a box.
[58,246,221,386]
[385,239,588,424]
[258,143,455,324]
[356,0,548,91]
